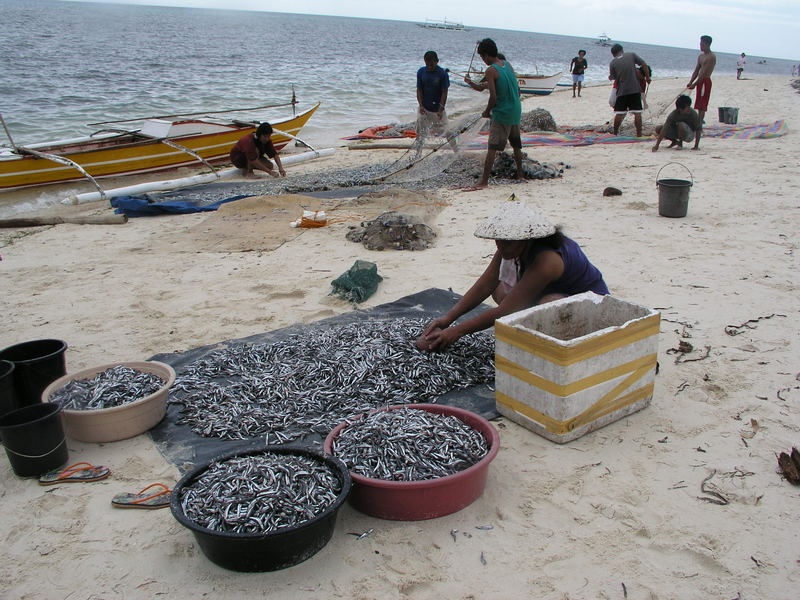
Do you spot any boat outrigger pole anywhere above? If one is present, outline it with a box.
[1,113,107,200]
[87,100,299,127]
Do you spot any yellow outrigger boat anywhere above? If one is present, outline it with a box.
[0,102,319,191]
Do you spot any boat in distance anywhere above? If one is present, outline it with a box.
[451,70,563,96]
[417,19,468,31]
[0,103,319,191]
[594,33,613,47]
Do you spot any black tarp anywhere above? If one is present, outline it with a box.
[148,288,497,471]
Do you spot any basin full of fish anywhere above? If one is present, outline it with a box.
[332,407,489,482]
[49,365,165,410]
[171,317,494,442]
[178,451,344,535]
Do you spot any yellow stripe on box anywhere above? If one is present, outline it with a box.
[496,362,654,435]
[495,313,660,366]
[496,353,657,397]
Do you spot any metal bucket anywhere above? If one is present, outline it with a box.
[718,106,739,124]
[656,163,693,218]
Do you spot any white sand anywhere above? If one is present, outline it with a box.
[1,75,798,599]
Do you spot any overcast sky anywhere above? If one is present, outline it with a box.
[65,0,799,60]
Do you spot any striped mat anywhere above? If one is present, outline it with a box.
[702,120,788,140]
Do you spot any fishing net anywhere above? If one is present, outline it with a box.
[371,113,485,184]
[345,211,436,251]
[329,259,383,303]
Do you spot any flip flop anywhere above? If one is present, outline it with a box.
[38,462,111,486]
[111,483,172,509]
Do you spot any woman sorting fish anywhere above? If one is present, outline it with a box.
[418,199,609,351]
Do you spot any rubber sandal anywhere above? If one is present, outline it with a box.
[111,483,172,509]
[38,462,111,486]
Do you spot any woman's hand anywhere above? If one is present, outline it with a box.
[424,326,461,352]
[422,317,450,336]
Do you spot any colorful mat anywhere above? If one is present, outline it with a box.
[702,120,788,140]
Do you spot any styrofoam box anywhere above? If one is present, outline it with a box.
[494,292,660,443]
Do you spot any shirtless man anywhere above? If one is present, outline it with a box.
[687,35,717,125]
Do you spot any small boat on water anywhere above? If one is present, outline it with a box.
[0,102,320,191]
[451,69,563,96]
[417,19,467,31]
[594,33,613,47]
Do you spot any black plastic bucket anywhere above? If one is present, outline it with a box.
[718,106,739,124]
[0,339,68,407]
[656,163,694,218]
[0,360,20,418]
[171,446,351,572]
[0,403,69,477]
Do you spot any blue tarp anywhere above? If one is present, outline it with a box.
[111,193,253,217]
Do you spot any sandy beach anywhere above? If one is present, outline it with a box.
[1,74,798,599]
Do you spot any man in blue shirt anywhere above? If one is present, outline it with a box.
[416,50,454,152]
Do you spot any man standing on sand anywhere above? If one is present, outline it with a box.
[415,50,454,153]
[687,35,716,125]
[570,50,588,98]
[737,53,746,79]
[608,44,650,137]
[473,38,523,189]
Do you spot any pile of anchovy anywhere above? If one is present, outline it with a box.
[49,365,164,410]
[171,317,494,442]
[179,452,342,534]
[332,408,489,481]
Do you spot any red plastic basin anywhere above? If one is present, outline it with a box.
[324,404,500,521]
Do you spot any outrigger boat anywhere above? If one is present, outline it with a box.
[0,101,320,191]
[417,19,467,31]
[451,69,563,96]
[594,33,613,47]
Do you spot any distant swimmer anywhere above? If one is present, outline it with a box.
[687,35,716,124]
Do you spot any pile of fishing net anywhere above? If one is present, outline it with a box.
[345,211,436,251]
[520,108,558,132]
[444,152,564,181]
[330,259,383,303]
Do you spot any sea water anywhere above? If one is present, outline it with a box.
[1,0,796,151]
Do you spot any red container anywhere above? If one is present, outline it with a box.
[324,404,500,521]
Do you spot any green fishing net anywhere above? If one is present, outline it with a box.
[330,260,383,303]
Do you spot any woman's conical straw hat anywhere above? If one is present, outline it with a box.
[473,198,556,240]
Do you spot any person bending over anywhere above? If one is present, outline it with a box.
[652,95,701,152]
[608,44,650,137]
[417,200,609,351]
[230,122,285,179]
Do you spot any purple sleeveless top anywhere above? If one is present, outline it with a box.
[528,236,609,298]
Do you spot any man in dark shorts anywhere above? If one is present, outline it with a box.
[475,38,523,189]
[652,95,702,152]
[608,44,650,137]
[570,50,588,98]
[229,122,285,179]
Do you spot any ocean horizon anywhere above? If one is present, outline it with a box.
[1,0,797,151]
